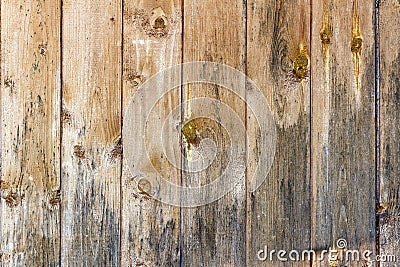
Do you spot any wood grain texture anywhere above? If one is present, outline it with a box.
[181,1,247,266]
[0,0,61,265]
[311,0,376,266]
[61,0,122,265]
[378,0,400,265]
[1,1,400,266]
[121,0,182,266]
[247,0,311,266]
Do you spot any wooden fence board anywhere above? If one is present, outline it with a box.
[247,0,311,266]
[121,0,182,266]
[61,0,122,265]
[0,0,61,265]
[378,0,400,265]
[0,1,399,266]
[311,0,376,266]
[181,0,247,266]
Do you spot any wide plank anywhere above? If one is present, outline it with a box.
[0,0,61,265]
[61,0,122,265]
[247,0,311,266]
[121,0,182,266]
[311,0,376,266]
[378,0,400,265]
[181,0,247,266]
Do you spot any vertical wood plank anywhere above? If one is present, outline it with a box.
[378,0,400,265]
[61,0,122,265]
[181,1,247,266]
[311,0,376,266]
[0,0,61,265]
[121,0,182,266]
[247,0,311,266]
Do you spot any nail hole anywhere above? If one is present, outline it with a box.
[153,17,166,30]
[132,78,141,87]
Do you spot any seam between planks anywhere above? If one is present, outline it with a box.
[309,0,314,265]
[244,0,249,265]
[59,0,64,264]
[374,1,381,266]
[0,0,1,260]
[180,0,185,266]
[120,0,124,266]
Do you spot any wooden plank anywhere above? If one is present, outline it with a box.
[378,0,400,265]
[311,0,376,266]
[61,0,122,265]
[181,1,247,266]
[247,0,311,266]
[121,0,182,266]
[0,0,61,265]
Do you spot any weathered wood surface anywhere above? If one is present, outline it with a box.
[121,0,182,266]
[0,0,399,266]
[311,0,376,266]
[0,0,61,265]
[61,0,122,265]
[378,0,400,266]
[247,0,311,266]
[181,1,247,266]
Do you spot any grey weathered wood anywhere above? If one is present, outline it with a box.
[247,0,311,266]
[121,0,182,266]
[181,1,247,266]
[0,0,61,265]
[378,0,400,265]
[311,0,376,266]
[61,0,122,265]
[1,1,399,265]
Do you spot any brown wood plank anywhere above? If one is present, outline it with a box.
[311,0,376,266]
[121,0,182,266]
[247,0,311,266]
[378,0,400,265]
[61,0,122,265]
[0,0,61,265]
[181,1,247,266]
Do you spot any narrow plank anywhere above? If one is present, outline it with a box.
[0,0,61,265]
[311,0,376,266]
[61,0,122,265]
[247,0,311,266]
[181,1,247,266]
[121,0,182,266]
[378,0,400,265]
